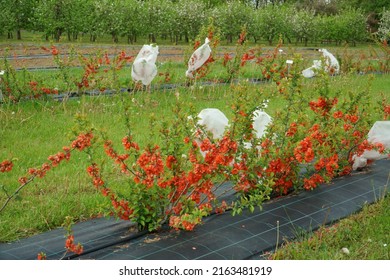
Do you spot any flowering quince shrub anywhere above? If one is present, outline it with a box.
[1,37,389,239]
[74,66,388,232]
[1,128,92,258]
[340,40,390,75]
[2,49,388,235]
[222,26,262,83]
[0,45,133,102]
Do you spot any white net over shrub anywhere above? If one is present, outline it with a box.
[302,49,339,78]
[131,44,159,86]
[186,38,211,79]
[352,121,390,170]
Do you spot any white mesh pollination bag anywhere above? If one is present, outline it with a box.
[131,44,159,86]
[194,108,229,158]
[243,109,272,150]
[186,38,211,79]
[0,70,4,102]
[352,121,390,170]
[302,60,322,78]
[197,108,229,139]
[319,48,340,75]
[302,49,340,78]
[252,110,272,139]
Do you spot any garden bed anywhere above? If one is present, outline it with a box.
[1,159,388,260]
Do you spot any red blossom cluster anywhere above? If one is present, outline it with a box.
[355,140,385,157]
[383,104,390,120]
[241,50,256,67]
[77,51,133,90]
[48,149,71,167]
[41,46,59,56]
[37,252,47,260]
[122,135,140,151]
[71,132,93,151]
[0,160,13,173]
[158,72,171,82]
[169,214,200,231]
[104,140,129,173]
[309,97,338,116]
[222,53,232,67]
[303,174,325,190]
[294,137,314,163]
[27,80,59,98]
[65,235,83,255]
[265,157,295,194]
[136,146,164,187]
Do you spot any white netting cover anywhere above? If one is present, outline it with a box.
[302,60,322,78]
[197,108,229,139]
[0,70,4,102]
[186,38,211,79]
[131,44,159,86]
[252,110,272,139]
[319,48,340,75]
[352,121,390,170]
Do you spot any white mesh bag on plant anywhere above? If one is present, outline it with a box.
[186,38,211,79]
[302,60,322,78]
[252,110,272,139]
[319,48,340,75]
[352,121,390,170]
[131,44,159,86]
[192,108,229,158]
[197,108,229,139]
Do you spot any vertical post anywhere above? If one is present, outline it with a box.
[0,70,4,102]
[286,60,293,77]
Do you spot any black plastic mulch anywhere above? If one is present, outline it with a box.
[1,159,389,260]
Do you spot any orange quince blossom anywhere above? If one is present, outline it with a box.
[0,160,13,173]
[241,52,255,67]
[37,252,47,260]
[65,235,83,255]
[51,46,59,56]
[122,136,140,151]
[303,174,325,190]
[71,132,93,151]
[309,97,338,116]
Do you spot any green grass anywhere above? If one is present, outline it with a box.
[269,192,390,260]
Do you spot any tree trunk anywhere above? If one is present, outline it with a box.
[55,28,62,42]
[227,34,233,44]
[112,33,118,43]
[17,30,21,40]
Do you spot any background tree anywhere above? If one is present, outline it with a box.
[0,0,36,40]
[171,0,208,44]
[377,10,390,42]
[291,8,316,46]
[213,0,253,43]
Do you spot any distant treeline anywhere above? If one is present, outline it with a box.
[0,0,389,45]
